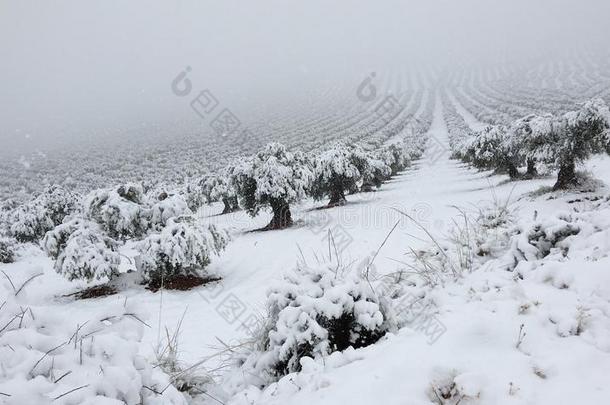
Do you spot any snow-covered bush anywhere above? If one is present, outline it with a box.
[451,131,476,162]
[9,185,80,242]
[359,154,391,192]
[149,193,191,231]
[182,179,207,212]
[85,183,150,240]
[468,200,518,259]
[232,143,312,229]
[506,213,581,268]
[0,236,16,263]
[37,185,80,225]
[526,214,581,258]
[0,198,18,235]
[42,217,84,259]
[409,135,428,160]
[379,142,410,175]
[9,203,55,243]
[236,262,388,383]
[43,216,109,260]
[137,215,228,285]
[0,270,185,404]
[44,217,121,282]
[310,142,364,207]
[55,232,121,282]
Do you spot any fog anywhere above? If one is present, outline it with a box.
[1,0,609,155]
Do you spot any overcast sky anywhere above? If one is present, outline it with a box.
[1,0,609,154]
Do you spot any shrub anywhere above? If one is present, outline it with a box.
[0,237,16,263]
[239,262,387,381]
[182,179,207,212]
[359,154,391,192]
[9,204,53,243]
[407,133,427,160]
[504,212,581,270]
[526,213,581,258]
[43,216,88,259]
[379,142,410,175]
[0,199,18,235]
[137,215,229,285]
[149,193,191,231]
[232,143,312,229]
[9,185,79,242]
[44,217,121,281]
[85,183,150,240]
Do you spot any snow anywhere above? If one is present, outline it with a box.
[0,262,186,404]
[448,90,489,132]
[2,97,610,404]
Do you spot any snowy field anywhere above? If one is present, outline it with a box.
[3,95,610,403]
[2,1,610,404]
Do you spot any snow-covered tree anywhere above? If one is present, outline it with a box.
[44,217,121,282]
[508,114,554,178]
[137,215,229,285]
[465,124,522,179]
[510,100,610,189]
[9,185,80,242]
[549,99,609,189]
[233,143,312,229]
[200,169,240,214]
[237,261,388,380]
[84,183,150,240]
[310,142,364,207]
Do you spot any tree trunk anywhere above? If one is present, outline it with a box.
[553,160,577,190]
[327,188,347,207]
[492,165,507,175]
[230,196,240,211]
[525,159,537,178]
[507,163,519,180]
[265,198,292,230]
[361,181,374,193]
[221,197,239,214]
[391,162,402,175]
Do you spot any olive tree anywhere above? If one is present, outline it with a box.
[232,143,312,230]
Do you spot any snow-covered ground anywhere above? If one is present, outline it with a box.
[447,90,489,132]
[2,100,610,404]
